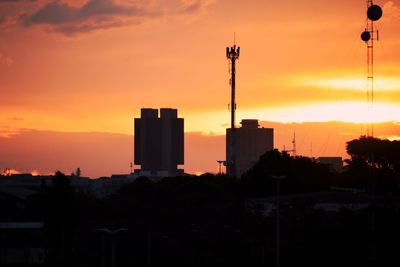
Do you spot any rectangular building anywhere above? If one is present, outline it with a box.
[134,108,184,177]
[227,120,273,177]
[317,157,343,173]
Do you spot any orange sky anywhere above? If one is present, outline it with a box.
[1,0,400,176]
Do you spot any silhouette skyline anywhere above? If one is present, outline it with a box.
[0,1,399,176]
[1,1,400,266]
[1,121,399,178]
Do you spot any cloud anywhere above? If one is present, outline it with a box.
[0,126,25,138]
[22,2,80,25]
[19,0,151,35]
[22,0,147,26]
[0,0,37,29]
[0,15,17,29]
[15,0,216,35]
[382,1,400,23]
[180,0,215,13]
[7,116,24,121]
[0,0,36,3]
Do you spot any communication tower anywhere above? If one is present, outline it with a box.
[360,2,382,264]
[282,129,297,156]
[360,1,383,137]
[226,43,240,177]
[292,130,297,157]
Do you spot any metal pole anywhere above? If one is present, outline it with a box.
[101,235,106,267]
[147,232,151,267]
[226,45,239,177]
[111,236,116,267]
[230,51,236,178]
[231,52,236,131]
[276,179,280,267]
[271,175,285,267]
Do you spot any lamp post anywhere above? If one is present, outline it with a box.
[94,228,128,267]
[271,175,286,267]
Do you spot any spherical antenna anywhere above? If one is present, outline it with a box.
[361,31,371,42]
[367,5,383,21]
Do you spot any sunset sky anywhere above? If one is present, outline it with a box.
[1,0,400,177]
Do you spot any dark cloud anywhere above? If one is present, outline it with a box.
[0,0,36,3]
[53,19,127,35]
[181,1,203,13]
[180,0,215,14]
[20,0,152,34]
[22,2,78,25]
[15,0,215,35]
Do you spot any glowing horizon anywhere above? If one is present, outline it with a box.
[2,103,399,136]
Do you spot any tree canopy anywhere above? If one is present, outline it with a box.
[346,136,400,173]
[241,149,335,197]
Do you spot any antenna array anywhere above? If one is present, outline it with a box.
[360,1,382,137]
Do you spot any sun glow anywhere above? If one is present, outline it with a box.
[186,102,400,134]
[378,135,400,141]
[300,76,400,92]
[254,102,400,124]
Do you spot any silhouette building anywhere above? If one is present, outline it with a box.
[317,157,343,173]
[226,119,273,177]
[134,108,184,177]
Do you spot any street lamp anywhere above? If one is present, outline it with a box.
[271,175,286,267]
[94,228,128,267]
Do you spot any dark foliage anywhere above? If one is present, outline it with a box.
[344,136,400,194]
[347,136,400,172]
[241,149,335,197]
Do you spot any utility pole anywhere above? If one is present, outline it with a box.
[272,175,286,267]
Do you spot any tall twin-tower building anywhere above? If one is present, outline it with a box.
[134,108,184,177]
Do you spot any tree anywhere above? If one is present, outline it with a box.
[344,136,400,194]
[346,136,400,173]
[241,149,334,197]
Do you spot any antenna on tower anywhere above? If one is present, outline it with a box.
[292,128,297,157]
[226,41,240,177]
[361,1,382,137]
[282,126,297,156]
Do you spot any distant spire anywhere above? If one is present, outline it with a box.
[292,127,297,157]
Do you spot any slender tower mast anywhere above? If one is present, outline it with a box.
[226,43,240,177]
[292,129,297,157]
[361,1,382,137]
[360,2,382,265]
